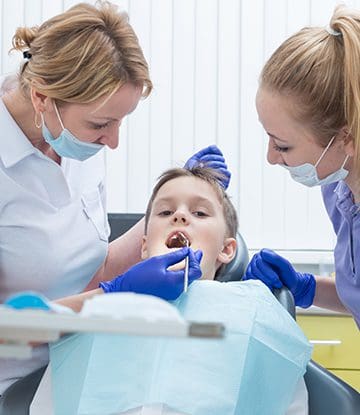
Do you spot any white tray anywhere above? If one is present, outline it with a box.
[0,306,224,359]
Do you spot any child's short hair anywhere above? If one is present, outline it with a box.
[144,167,238,239]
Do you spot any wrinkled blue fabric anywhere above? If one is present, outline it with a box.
[50,280,312,415]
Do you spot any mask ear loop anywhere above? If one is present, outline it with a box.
[314,135,336,168]
[341,154,350,168]
[53,101,65,130]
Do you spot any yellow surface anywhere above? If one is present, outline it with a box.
[331,370,360,392]
[297,315,360,391]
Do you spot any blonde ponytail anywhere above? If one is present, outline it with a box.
[331,5,360,173]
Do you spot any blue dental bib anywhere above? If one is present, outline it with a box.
[50,280,311,415]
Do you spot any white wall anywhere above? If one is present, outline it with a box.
[2,0,357,259]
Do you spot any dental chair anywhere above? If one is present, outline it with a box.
[0,213,359,415]
[108,213,144,243]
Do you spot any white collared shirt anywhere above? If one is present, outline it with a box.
[0,95,109,393]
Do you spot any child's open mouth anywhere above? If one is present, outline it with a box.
[166,231,190,248]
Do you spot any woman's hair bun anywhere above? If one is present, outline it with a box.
[12,26,38,51]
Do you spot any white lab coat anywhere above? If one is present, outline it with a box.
[0,90,109,393]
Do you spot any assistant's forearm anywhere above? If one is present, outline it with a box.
[313,276,349,313]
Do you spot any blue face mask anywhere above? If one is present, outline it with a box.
[281,135,349,187]
[41,102,104,161]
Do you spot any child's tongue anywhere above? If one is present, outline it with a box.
[166,232,189,248]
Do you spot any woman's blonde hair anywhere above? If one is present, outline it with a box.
[11,1,152,103]
[260,4,360,171]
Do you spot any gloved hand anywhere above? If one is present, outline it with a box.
[100,247,203,301]
[184,145,231,189]
[243,248,316,308]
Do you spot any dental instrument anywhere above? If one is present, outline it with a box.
[183,238,189,293]
[166,231,190,293]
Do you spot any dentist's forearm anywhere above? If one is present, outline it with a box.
[85,217,145,290]
[23,289,104,346]
[55,288,103,313]
[105,217,144,277]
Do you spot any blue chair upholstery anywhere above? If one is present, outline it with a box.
[108,213,144,242]
[0,365,46,414]
[305,360,360,415]
[1,213,359,414]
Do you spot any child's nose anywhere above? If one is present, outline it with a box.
[172,210,189,224]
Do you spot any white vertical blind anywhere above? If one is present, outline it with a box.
[2,0,358,254]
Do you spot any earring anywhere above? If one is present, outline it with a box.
[34,112,42,129]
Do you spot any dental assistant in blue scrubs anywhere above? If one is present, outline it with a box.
[0,2,230,393]
[244,5,360,328]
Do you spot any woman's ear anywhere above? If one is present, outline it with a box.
[217,237,237,264]
[30,86,52,114]
[340,126,355,156]
[141,235,149,260]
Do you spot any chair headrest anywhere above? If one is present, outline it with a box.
[273,288,296,319]
[216,233,249,282]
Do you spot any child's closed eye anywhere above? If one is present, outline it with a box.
[158,210,173,216]
[193,211,208,217]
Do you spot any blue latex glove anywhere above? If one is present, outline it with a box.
[184,145,231,189]
[100,247,203,301]
[243,248,316,308]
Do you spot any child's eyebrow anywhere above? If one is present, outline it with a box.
[153,197,172,203]
[154,195,215,206]
[191,196,214,205]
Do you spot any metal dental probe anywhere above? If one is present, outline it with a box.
[184,239,189,293]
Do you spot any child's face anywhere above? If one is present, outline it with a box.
[141,176,236,280]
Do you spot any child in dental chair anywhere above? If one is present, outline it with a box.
[141,167,238,282]
[36,167,311,415]
[137,166,309,415]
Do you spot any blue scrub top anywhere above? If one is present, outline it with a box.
[322,181,360,328]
